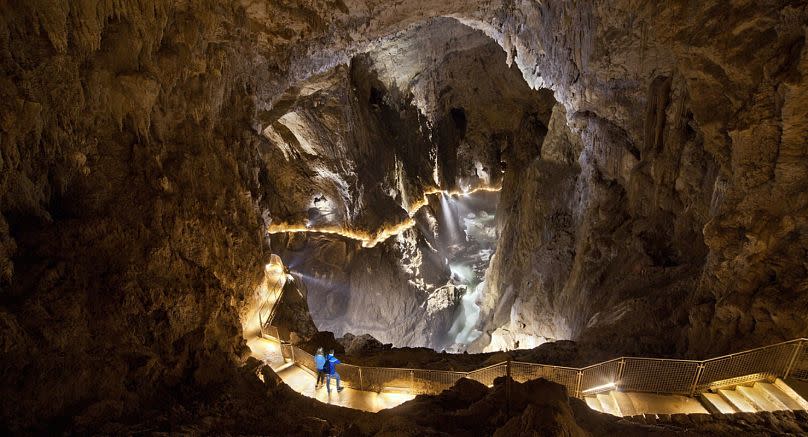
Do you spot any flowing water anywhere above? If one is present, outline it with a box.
[441,191,499,351]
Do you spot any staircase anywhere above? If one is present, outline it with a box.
[700,379,808,414]
[584,378,808,417]
[258,255,290,335]
[258,283,286,328]
[585,391,631,416]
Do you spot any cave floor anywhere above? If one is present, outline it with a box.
[247,337,415,412]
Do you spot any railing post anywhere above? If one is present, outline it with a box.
[690,363,705,396]
[410,370,415,391]
[575,371,583,398]
[616,358,625,390]
[506,361,512,416]
[359,367,364,391]
[784,341,803,379]
[290,344,295,364]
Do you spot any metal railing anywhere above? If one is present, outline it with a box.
[511,361,579,395]
[466,362,507,388]
[262,325,280,341]
[263,327,808,399]
[619,357,700,395]
[789,342,808,380]
[694,339,803,392]
[258,284,286,336]
[257,262,289,338]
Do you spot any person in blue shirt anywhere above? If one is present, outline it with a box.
[325,350,343,393]
[314,347,326,389]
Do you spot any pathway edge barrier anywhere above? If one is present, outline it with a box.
[261,328,808,399]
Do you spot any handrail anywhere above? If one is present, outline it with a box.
[258,273,288,337]
[264,328,808,398]
[579,357,622,371]
[575,337,808,367]
[700,338,805,361]
[615,356,701,364]
[469,360,510,373]
[511,360,579,371]
[294,359,469,376]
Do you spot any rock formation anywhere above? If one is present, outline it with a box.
[1,0,806,433]
[267,18,555,349]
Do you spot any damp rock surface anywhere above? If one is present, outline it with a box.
[1,0,807,433]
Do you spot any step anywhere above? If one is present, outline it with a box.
[756,381,805,410]
[736,385,781,411]
[585,395,604,413]
[700,392,737,414]
[718,388,758,412]
[624,392,709,415]
[610,391,637,417]
[751,382,790,410]
[597,392,621,416]
[774,378,808,410]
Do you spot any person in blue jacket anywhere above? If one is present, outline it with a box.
[325,350,343,393]
[314,347,326,389]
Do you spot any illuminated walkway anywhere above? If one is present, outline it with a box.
[248,334,808,417]
[584,378,808,417]
[585,391,708,416]
[247,337,415,412]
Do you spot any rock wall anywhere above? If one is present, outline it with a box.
[1,0,807,431]
[0,2,287,430]
[468,0,808,356]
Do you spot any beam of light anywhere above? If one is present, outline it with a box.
[581,382,616,394]
[267,185,502,247]
[289,270,342,290]
[439,193,461,243]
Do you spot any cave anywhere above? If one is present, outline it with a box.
[2,1,808,435]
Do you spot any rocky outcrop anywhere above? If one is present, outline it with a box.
[337,332,390,356]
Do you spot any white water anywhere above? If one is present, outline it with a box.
[449,280,484,344]
[441,192,499,350]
